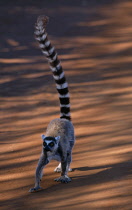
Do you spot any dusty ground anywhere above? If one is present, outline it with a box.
[0,0,132,209]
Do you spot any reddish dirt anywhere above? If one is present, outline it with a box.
[0,0,132,209]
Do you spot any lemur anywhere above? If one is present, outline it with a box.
[29,16,75,192]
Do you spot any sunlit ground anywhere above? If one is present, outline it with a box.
[0,0,132,209]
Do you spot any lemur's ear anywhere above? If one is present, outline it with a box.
[41,134,45,141]
[55,136,60,142]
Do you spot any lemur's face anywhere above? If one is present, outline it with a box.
[43,140,56,152]
[41,135,60,152]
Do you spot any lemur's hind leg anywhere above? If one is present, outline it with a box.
[54,153,73,173]
[29,153,49,192]
[54,162,62,173]
[54,161,72,173]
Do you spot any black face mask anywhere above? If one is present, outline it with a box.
[43,141,55,152]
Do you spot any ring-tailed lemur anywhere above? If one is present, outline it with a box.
[29,16,75,192]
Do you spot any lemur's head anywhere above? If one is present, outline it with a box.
[41,135,60,153]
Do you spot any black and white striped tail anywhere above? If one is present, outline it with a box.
[35,15,71,121]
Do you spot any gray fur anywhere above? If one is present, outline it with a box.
[29,119,75,192]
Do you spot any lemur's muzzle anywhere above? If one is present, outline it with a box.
[44,145,51,152]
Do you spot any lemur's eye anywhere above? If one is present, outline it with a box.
[49,142,54,147]
[43,142,47,147]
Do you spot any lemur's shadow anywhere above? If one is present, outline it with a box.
[29,160,131,196]
[72,166,96,171]
[72,165,110,172]
[72,161,132,171]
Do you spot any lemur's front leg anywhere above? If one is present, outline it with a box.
[54,154,71,183]
[29,153,49,192]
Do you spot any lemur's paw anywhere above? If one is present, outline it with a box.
[29,186,43,193]
[54,167,73,173]
[54,175,71,183]
[54,167,61,173]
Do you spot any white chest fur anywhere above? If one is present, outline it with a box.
[47,152,61,162]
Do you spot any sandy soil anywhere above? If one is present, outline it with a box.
[0,0,132,209]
